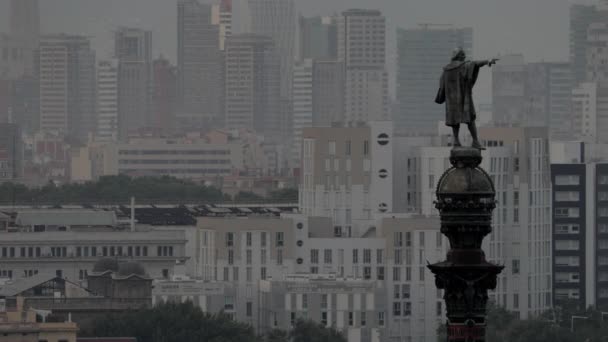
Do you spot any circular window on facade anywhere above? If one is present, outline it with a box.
[379,169,388,178]
[379,203,388,213]
[297,223,303,229]
[377,133,389,146]
[297,240,303,247]
[297,258,303,264]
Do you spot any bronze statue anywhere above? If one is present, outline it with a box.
[435,48,498,149]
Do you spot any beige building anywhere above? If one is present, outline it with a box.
[0,297,78,342]
[70,138,243,181]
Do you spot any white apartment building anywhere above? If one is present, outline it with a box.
[300,122,393,236]
[96,59,119,142]
[399,127,552,319]
[195,214,446,342]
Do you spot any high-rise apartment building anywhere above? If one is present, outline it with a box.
[114,28,152,139]
[298,16,337,60]
[396,25,472,136]
[336,9,389,123]
[492,55,573,139]
[211,0,233,50]
[312,60,344,127]
[570,1,608,84]
[224,34,280,141]
[291,59,313,170]
[177,0,223,129]
[10,0,39,76]
[96,59,119,142]
[299,122,393,235]
[39,34,96,141]
[248,0,295,98]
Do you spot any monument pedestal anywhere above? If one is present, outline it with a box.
[428,147,504,342]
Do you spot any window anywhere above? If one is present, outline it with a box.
[345,141,351,155]
[228,250,234,265]
[555,191,580,202]
[363,249,371,263]
[321,312,328,325]
[311,249,319,264]
[277,249,283,265]
[555,207,580,218]
[246,250,252,265]
[311,266,319,274]
[377,267,385,280]
[556,256,580,266]
[393,267,401,281]
[600,175,608,184]
[302,294,308,309]
[378,312,385,326]
[261,232,267,247]
[393,302,401,316]
[246,302,253,317]
[513,294,519,309]
[419,267,425,281]
[364,266,372,280]
[555,175,579,185]
[429,175,435,189]
[402,284,411,299]
[276,232,284,247]
[348,312,354,326]
[556,224,580,234]
[261,249,267,264]
[419,232,425,246]
[321,294,328,309]
[233,267,239,281]
[226,233,234,247]
[361,312,367,326]
[404,302,412,316]
[377,249,383,264]
[353,249,359,263]
[394,232,403,247]
[223,267,229,281]
[246,267,252,282]
[555,240,580,250]
[328,141,336,155]
[405,232,412,247]
[512,260,520,274]
[406,267,412,281]
[224,296,234,310]
[324,249,332,264]
[600,207,608,217]
[261,267,267,280]
[363,140,369,155]
[246,232,252,247]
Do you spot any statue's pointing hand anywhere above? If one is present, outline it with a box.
[489,58,499,67]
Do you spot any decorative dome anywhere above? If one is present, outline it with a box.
[117,261,147,277]
[92,258,120,273]
[437,148,495,196]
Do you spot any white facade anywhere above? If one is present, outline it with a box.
[193,214,446,342]
[300,122,393,234]
[400,127,553,319]
[96,59,119,142]
[291,59,313,169]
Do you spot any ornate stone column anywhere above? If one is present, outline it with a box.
[428,148,504,342]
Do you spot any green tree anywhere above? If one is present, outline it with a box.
[290,320,347,342]
[265,329,289,342]
[84,302,259,342]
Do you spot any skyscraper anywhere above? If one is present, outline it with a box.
[211,0,233,50]
[569,1,608,84]
[336,9,389,124]
[153,57,177,135]
[396,25,472,135]
[114,28,152,139]
[291,59,313,169]
[224,34,279,141]
[177,0,223,129]
[298,16,337,60]
[10,0,39,76]
[312,60,344,127]
[39,34,96,142]
[248,0,295,98]
[96,59,119,142]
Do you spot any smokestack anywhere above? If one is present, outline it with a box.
[130,197,135,232]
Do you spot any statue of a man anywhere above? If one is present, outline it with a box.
[435,48,498,149]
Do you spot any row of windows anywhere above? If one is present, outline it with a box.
[226,232,284,247]
[0,245,175,258]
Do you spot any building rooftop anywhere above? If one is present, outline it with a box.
[15,210,117,227]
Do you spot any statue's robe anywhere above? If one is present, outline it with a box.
[435,60,485,127]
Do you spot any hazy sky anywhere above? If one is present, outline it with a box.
[1,0,576,100]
